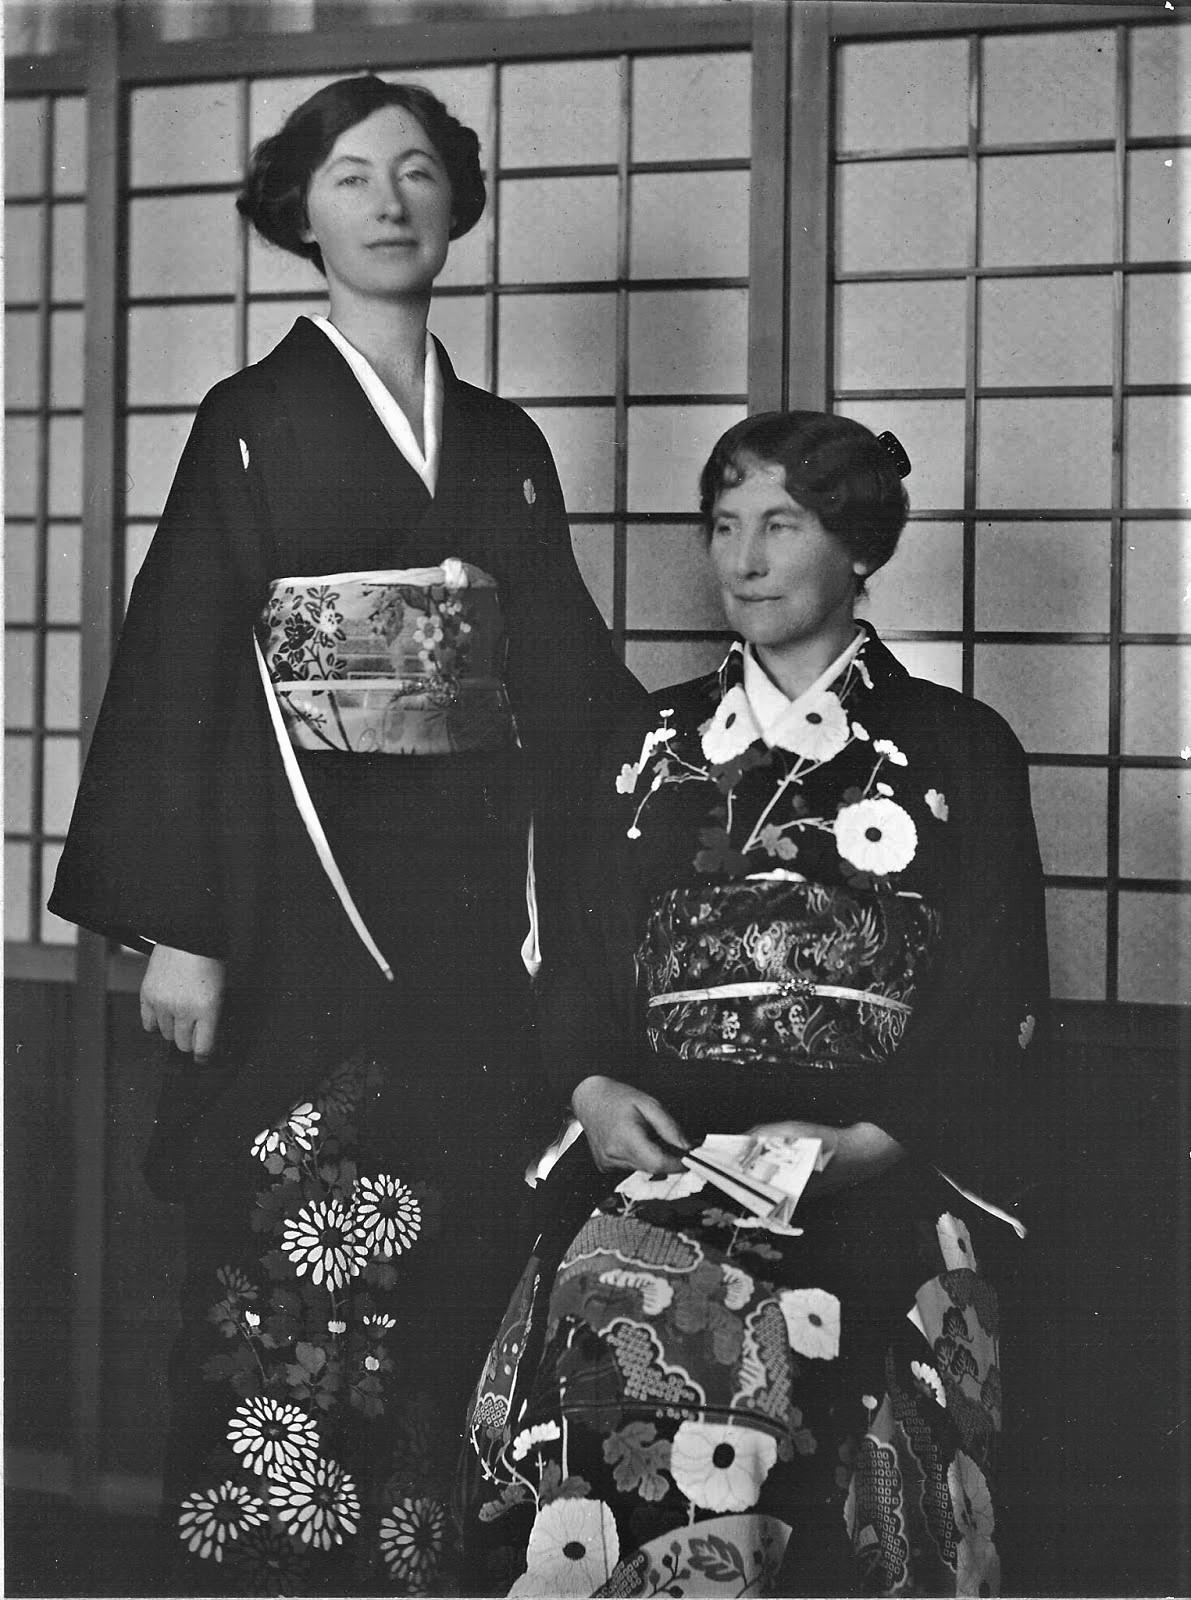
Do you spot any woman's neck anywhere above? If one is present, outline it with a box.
[324,290,431,432]
[754,616,860,702]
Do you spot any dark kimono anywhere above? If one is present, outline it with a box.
[460,631,1049,1598]
[50,318,644,1595]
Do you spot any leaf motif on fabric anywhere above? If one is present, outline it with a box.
[688,1533,746,1583]
[602,1421,673,1502]
[477,1480,531,1523]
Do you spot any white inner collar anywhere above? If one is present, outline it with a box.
[743,631,866,747]
[309,314,442,496]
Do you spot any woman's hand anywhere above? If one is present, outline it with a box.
[748,1119,905,1198]
[571,1075,690,1175]
[140,943,226,1065]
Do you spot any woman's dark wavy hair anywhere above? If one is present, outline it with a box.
[698,411,910,582]
[236,75,485,273]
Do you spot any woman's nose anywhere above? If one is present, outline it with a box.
[735,526,767,577]
[376,173,407,218]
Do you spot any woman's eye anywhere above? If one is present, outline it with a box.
[337,173,367,187]
[401,167,436,183]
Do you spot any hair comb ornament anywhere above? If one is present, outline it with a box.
[876,431,912,478]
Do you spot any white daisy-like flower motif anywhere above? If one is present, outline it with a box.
[285,1102,320,1150]
[510,1496,620,1596]
[779,1287,841,1360]
[925,787,949,822]
[364,1354,381,1372]
[1018,1013,1036,1050]
[949,1451,996,1544]
[910,1359,947,1408]
[281,1198,369,1289]
[669,1421,777,1514]
[178,1481,268,1563]
[615,762,640,796]
[327,1319,346,1335]
[227,1396,319,1478]
[351,1173,421,1258]
[251,1126,287,1164]
[379,1495,448,1591]
[615,1166,706,1202]
[364,1312,397,1333]
[771,689,849,763]
[861,1393,879,1413]
[244,1310,261,1329]
[936,1211,977,1272]
[510,1419,562,1461]
[700,685,758,765]
[834,797,918,875]
[216,1265,256,1297]
[269,1456,360,1550]
[873,737,908,767]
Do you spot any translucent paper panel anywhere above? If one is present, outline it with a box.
[130,82,241,187]
[124,525,157,607]
[1124,396,1191,509]
[436,218,489,292]
[1130,25,1191,138]
[6,417,39,516]
[49,309,83,408]
[5,98,46,196]
[426,295,486,389]
[1125,274,1191,384]
[50,202,84,300]
[6,735,33,832]
[1029,764,1106,877]
[836,160,968,275]
[127,304,236,407]
[500,178,617,283]
[6,311,41,407]
[884,640,962,691]
[40,844,73,944]
[834,280,965,392]
[631,52,750,163]
[501,59,618,167]
[977,399,1112,508]
[980,155,1114,268]
[1126,149,1190,261]
[393,67,492,154]
[44,633,80,729]
[246,299,325,364]
[53,97,86,194]
[979,277,1113,388]
[46,525,81,624]
[974,643,1108,753]
[499,295,615,399]
[1119,769,1191,881]
[6,206,43,301]
[840,400,965,511]
[1121,645,1191,756]
[1122,522,1191,632]
[6,526,36,623]
[524,406,615,513]
[6,632,35,726]
[1117,892,1191,1006]
[129,195,237,297]
[982,30,1115,144]
[42,734,78,835]
[125,413,193,519]
[629,172,749,280]
[248,74,338,150]
[836,38,967,153]
[1045,888,1105,1000]
[626,637,726,693]
[861,523,963,632]
[47,416,82,517]
[626,524,724,630]
[628,289,747,395]
[247,231,326,296]
[626,404,745,514]
[6,845,31,942]
[976,522,1110,632]
[570,525,613,626]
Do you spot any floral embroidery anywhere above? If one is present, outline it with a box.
[268,1456,360,1549]
[669,1420,777,1513]
[511,1497,620,1596]
[226,1397,320,1478]
[779,1288,841,1360]
[834,795,919,876]
[378,1496,448,1588]
[178,1481,268,1563]
[350,1173,421,1257]
[280,1197,370,1289]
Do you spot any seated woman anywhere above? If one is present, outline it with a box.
[459,412,1049,1598]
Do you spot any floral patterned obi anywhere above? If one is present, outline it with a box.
[257,560,516,756]
[637,877,939,1070]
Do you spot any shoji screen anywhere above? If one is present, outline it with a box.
[832,22,1189,1006]
[4,93,88,949]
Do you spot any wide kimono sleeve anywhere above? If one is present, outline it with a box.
[865,695,1051,1214]
[48,388,264,957]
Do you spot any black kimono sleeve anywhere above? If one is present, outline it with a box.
[49,389,263,956]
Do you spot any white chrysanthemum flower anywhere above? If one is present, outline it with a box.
[771,689,849,763]
[510,1419,562,1461]
[379,1496,448,1591]
[700,685,757,764]
[873,737,908,766]
[936,1211,977,1272]
[250,1126,287,1164]
[268,1456,360,1550]
[834,797,918,875]
[177,1481,268,1563]
[510,1497,620,1596]
[910,1360,947,1408]
[615,1167,706,1202]
[925,787,949,822]
[615,762,640,796]
[780,1287,841,1360]
[364,1312,397,1333]
[281,1198,369,1289]
[285,1102,320,1151]
[227,1396,319,1479]
[669,1420,777,1513]
[243,1310,261,1329]
[351,1173,421,1258]
[327,1319,346,1335]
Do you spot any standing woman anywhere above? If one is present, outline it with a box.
[51,76,642,1594]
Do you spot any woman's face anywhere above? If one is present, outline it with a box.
[708,460,866,656]
[302,105,454,303]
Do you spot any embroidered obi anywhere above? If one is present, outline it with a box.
[637,877,938,1070]
[256,560,516,756]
